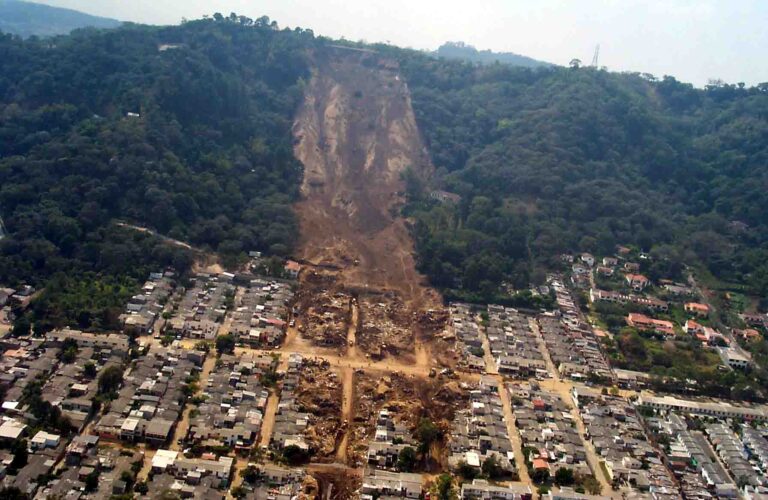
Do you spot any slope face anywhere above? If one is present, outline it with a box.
[293,47,437,308]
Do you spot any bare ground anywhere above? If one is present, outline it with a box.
[292,47,443,364]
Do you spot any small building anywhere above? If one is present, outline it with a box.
[0,418,27,442]
[626,313,674,337]
[684,302,710,317]
[580,253,595,267]
[30,431,60,450]
[718,347,751,370]
[625,274,649,291]
[284,260,301,279]
[429,190,461,204]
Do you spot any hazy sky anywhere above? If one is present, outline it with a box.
[35,0,768,87]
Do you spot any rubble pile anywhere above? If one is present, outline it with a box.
[358,296,413,357]
[296,359,343,459]
[294,281,352,347]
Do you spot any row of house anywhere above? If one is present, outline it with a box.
[229,279,293,348]
[637,394,768,422]
[509,383,591,480]
[450,303,486,372]
[626,313,675,337]
[120,271,175,335]
[575,392,680,498]
[46,328,130,357]
[448,377,516,477]
[184,352,275,452]
[742,427,768,480]
[166,273,234,340]
[366,408,417,470]
[487,306,549,380]
[94,345,203,446]
[0,333,138,497]
[654,412,738,499]
[150,448,234,495]
[589,288,668,313]
[543,277,613,382]
[270,354,310,452]
[705,423,762,487]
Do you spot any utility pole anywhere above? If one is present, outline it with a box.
[591,44,600,68]
[0,216,6,240]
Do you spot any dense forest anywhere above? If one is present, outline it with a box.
[0,15,312,329]
[385,49,768,303]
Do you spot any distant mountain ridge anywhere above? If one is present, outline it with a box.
[434,41,552,68]
[0,0,120,37]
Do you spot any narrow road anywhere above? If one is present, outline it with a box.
[170,288,243,451]
[259,354,290,448]
[479,314,499,375]
[346,298,359,360]
[495,377,532,485]
[530,318,615,496]
[336,366,355,462]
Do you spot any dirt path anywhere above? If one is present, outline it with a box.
[336,366,355,462]
[346,298,359,359]
[115,221,223,273]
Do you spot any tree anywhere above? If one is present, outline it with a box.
[455,460,478,480]
[83,362,97,378]
[282,444,310,465]
[397,446,417,472]
[84,469,99,492]
[0,487,29,500]
[569,58,582,68]
[215,334,235,355]
[434,473,455,500]
[98,365,124,395]
[416,418,442,453]
[481,454,504,480]
[11,316,30,337]
[554,467,575,486]
[134,481,149,494]
[241,465,260,484]
[531,467,550,484]
[10,439,28,471]
[59,338,78,363]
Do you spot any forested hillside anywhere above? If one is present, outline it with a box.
[0,15,312,330]
[0,0,120,38]
[387,49,768,302]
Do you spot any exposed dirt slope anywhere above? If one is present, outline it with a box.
[293,47,438,309]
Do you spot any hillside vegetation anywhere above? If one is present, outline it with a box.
[387,49,768,303]
[0,15,312,329]
[0,0,120,38]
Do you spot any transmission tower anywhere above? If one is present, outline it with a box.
[591,44,600,67]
